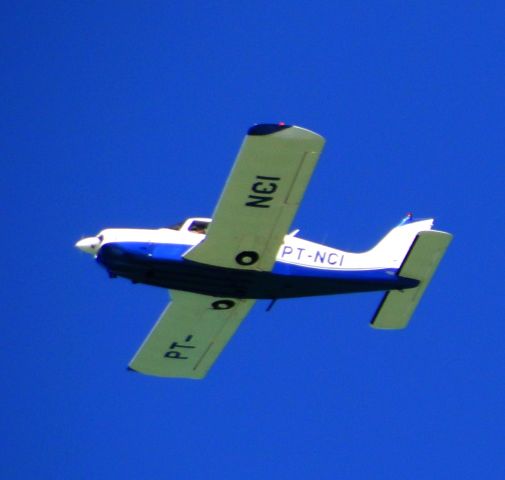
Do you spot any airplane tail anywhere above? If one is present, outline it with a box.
[366,214,435,269]
[368,214,453,329]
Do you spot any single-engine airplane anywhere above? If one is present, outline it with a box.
[76,123,452,379]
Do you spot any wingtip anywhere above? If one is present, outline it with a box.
[248,123,292,136]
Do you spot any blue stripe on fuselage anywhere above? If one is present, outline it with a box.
[96,241,414,299]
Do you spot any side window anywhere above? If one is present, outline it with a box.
[188,220,209,234]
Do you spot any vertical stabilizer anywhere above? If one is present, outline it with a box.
[366,217,434,269]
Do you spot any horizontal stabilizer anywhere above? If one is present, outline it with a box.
[371,230,452,330]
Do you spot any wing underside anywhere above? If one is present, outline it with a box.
[184,124,325,271]
[130,124,325,379]
[129,290,255,379]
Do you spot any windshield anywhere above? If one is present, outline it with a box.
[188,220,209,234]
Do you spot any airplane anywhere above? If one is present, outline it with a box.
[75,123,452,379]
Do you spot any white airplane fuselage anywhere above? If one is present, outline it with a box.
[76,217,429,299]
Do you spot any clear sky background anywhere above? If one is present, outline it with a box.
[2,2,505,478]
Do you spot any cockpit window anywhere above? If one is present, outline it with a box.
[188,220,209,234]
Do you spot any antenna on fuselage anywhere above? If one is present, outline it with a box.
[266,299,277,312]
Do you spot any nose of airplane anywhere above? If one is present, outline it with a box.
[75,236,101,254]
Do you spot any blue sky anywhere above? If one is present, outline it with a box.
[2,2,505,478]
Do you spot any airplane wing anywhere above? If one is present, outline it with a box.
[184,124,325,271]
[128,290,255,379]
